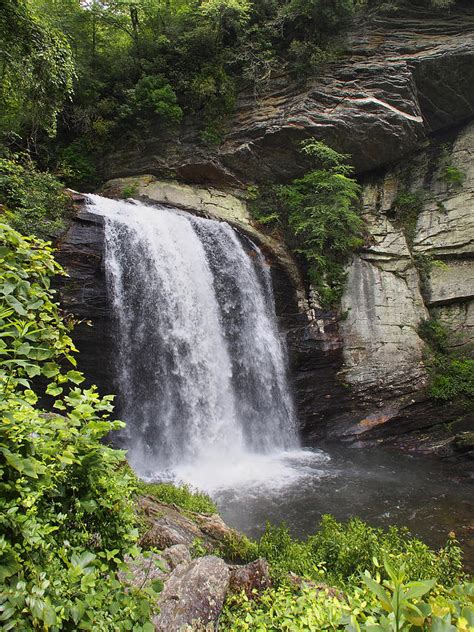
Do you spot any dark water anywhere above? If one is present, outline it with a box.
[213,446,474,570]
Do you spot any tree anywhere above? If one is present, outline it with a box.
[0,0,75,143]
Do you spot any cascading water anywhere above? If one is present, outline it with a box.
[87,195,311,491]
[81,196,473,555]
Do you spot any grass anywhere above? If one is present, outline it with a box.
[139,481,217,515]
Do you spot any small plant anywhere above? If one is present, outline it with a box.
[392,191,424,247]
[418,318,449,352]
[121,184,138,199]
[361,558,435,630]
[442,165,465,187]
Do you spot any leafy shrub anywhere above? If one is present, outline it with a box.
[58,140,99,190]
[121,185,139,199]
[429,355,474,402]
[139,481,217,515]
[0,155,71,239]
[0,223,156,629]
[125,75,183,126]
[249,140,363,308]
[307,516,464,587]
[418,318,450,353]
[216,532,259,563]
[442,165,465,187]
[253,516,465,589]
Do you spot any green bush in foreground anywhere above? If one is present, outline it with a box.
[246,517,465,588]
[0,223,156,629]
[222,567,474,631]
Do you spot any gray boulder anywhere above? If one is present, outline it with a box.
[154,556,230,631]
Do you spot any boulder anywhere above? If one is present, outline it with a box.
[153,556,230,632]
[229,558,271,598]
[138,495,242,553]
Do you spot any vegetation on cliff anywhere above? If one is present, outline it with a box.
[249,140,364,307]
[418,319,474,403]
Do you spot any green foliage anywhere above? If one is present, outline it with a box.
[216,531,259,563]
[418,318,450,353]
[0,223,155,629]
[0,156,71,239]
[222,576,474,631]
[429,355,474,402]
[418,319,474,402]
[392,191,424,247]
[250,140,363,308]
[139,481,217,515]
[0,0,75,140]
[0,0,369,167]
[442,165,465,187]
[57,140,99,190]
[124,75,183,126]
[253,516,465,589]
[121,185,139,199]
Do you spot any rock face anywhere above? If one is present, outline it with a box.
[118,497,271,631]
[332,121,474,451]
[138,495,240,553]
[102,4,474,186]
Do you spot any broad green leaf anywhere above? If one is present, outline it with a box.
[362,573,392,612]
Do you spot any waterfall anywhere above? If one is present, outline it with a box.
[87,195,299,486]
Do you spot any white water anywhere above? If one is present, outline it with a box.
[87,195,319,493]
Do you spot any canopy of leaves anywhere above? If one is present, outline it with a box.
[0,0,75,142]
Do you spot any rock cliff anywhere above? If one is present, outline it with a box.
[58,3,473,463]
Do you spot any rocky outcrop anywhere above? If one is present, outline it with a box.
[137,495,241,553]
[55,200,113,395]
[118,497,271,631]
[229,558,271,598]
[102,4,474,186]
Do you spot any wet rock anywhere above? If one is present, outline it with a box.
[153,556,230,632]
[229,558,271,598]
